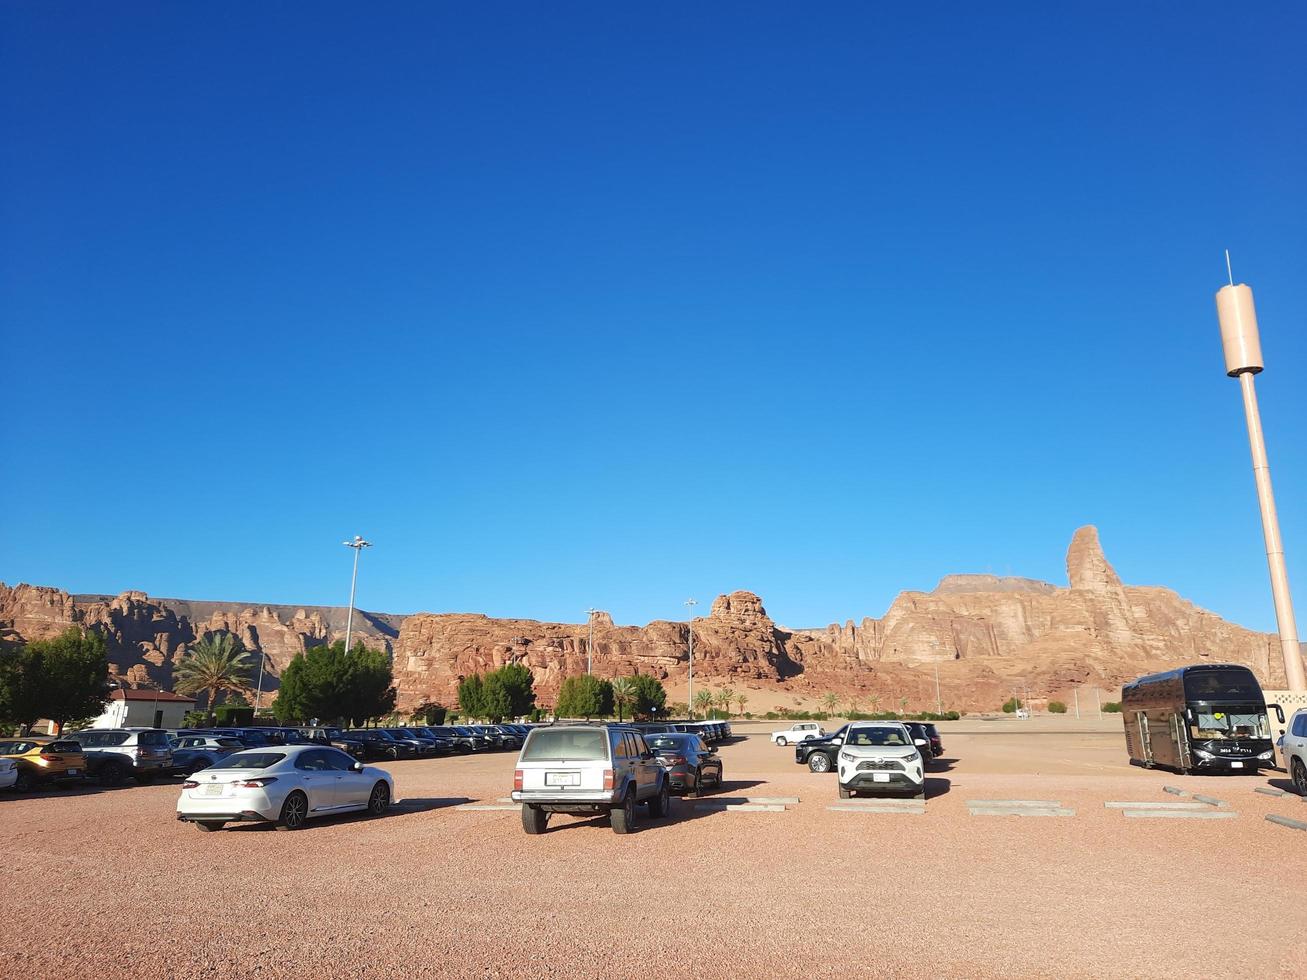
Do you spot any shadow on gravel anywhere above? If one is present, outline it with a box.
[929,757,957,772]
[391,796,475,813]
[533,779,772,835]
[923,777,951,799]
[1267,777,1303,796]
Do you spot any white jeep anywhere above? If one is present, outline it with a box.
[836,722,926,800]
[770,723,825,746]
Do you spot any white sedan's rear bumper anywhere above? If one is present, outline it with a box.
[177,789,279,822]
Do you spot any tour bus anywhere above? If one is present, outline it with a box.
[1122,663,1284,774]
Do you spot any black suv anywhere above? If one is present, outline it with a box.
[345,729,417,760]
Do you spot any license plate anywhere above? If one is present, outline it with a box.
[545,771,580,787]
[872,772,891,783]
[1230,761,1243,768]
[66,769,79,775]
[203,783,224,796]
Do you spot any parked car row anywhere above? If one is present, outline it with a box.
[794,721,945,774]
[618,720,734,743]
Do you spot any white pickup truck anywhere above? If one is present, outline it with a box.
[770,723,825,746]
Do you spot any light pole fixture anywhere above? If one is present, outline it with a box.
[1215,260,1306,692]
[685,598,698,719]
[342,536,372,656]
[585,609,598,675]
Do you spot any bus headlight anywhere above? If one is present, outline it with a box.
[1257,751,1273,760]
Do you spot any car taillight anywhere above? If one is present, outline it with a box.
[602,769,614,791]
[234,777,277,788]
[663,755,686,766]
[513,769,524,791]
[41,754,63,763]
[182,780,199,789]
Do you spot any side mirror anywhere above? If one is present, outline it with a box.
[352,761,364,772]
[914,738,928,746]
[1269,703,1285,725]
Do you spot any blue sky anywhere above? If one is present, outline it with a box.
[2,4,1304,633]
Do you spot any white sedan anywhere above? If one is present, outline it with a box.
[176,744,395,832]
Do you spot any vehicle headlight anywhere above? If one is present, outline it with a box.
[839,752,854,763]
[1193,749,1212,759]
[1257,751,1273,760]
[906,752,920,764]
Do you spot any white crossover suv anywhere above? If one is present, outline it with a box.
[836,722,926,800]
[771,723,825,746]
[1280,708,1307,796]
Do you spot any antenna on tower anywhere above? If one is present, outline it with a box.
[1224,249,1234,287]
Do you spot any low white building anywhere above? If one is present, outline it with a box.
[88,689,198,730]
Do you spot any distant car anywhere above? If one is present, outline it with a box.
[382,728,440,757]
[176,745,394,832]
[345,730,416,760]
[1015,709,1030,720]
[73,728,173,784]
[922,723,944,759]
[836,723,925,800]
[298,727,368,760]
[451,726,493,751]
[169,735,246,775]
[770,723,824,746]
[0,737,87,792]
[795,724,851,773]
[511,724,670,835]
[1281,708,1307,795]
[901,722,938,764]
[423,726,480,753]
[644,732,722,796]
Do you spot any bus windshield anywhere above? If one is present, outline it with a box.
[1190,706,1268,740]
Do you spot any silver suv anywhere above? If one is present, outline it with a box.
[73,728,174,784]
[511,725,670,835]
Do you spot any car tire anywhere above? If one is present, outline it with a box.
[776,737,788,746]
[648,781,670,819]
[195,821,225,832]
[14,768,35,793]
[838,784,852,799]
[713,766,723,787]
[522,804,548,835]
[1293,758,1307,796]
[808,753,831,773]
[368,781,390,816]
[276,791,309,831]
[610,790,637,835]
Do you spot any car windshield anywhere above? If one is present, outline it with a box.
[846,728,909,747]
[207,752,285,770]
[454,727,477,736]
[521,729,608,762]
[0,741,39,754]
[1191,706,1269,740]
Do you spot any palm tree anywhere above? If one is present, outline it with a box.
[822,692,839,717]
[899,696,909,715]
[611,676,636,722]
[868,694,881,716]
[175,633,253,718]
[693,689,714,719]
[845,695,860,718]
[735,692,749,716]
[716,688,735,719]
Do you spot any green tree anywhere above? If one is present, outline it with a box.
[1002,697,1023,713]
[628,674,667,718]
[495,663,537,718]
[410,701,447,725]
[271,641,394,725]
[480,672,512,721]
[845,695,860,717]
[822,692,839,716]
[556,675,611,719]
[867,694,881,714]
[1103,701,1123,713]
[175,634,252,716]
[457,674,486,720]
[1048,700,1067,714]
[692,689,714,719]
[717,688,735,719]
[0,628,111,734]
[611,676,636,721]
[735,692,749,716]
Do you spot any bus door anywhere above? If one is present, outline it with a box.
[1136,713,1153,766]
[1171,713,1192,771]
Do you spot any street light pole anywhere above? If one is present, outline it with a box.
[1074,687,1080,720]
[934,664,941,714]
[685,598,698,719]
[342,536,372,655]
[253,651,266,716]
[1216,269,1306,692]
[586,608,597,675]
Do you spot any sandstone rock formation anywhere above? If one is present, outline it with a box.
[3,525,1298,712]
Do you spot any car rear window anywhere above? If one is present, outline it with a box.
[208,752,285,770]
[647,735,689,751]
[137,731,170,746]
[0,740,39,754]
[521,729,608,762]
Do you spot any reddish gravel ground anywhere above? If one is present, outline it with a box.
[2,720,1303,978]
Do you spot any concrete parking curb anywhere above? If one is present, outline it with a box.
[965,799,1061,807]
[1163,786,1188,797]
[694,803,785,812]
[1254,787,1288,798]
[1192,794,1228,807]
[1122,809,1238,820]
[1104,801,1209,810]
[827,804,925,814]
[968,806,1075,817]
[1265,814,1307,832]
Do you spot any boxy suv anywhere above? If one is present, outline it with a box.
[836,722,926,800]
[511,725,671,835]
[1280,707,1307,795]
[74,728,174,784]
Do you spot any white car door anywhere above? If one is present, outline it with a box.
[293,749,340,811]
[328,748,371,807]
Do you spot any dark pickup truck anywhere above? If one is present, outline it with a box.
[796,722,943,772]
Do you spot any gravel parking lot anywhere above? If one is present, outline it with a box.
[3,720,1304,978]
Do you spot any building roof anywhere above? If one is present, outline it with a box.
[109,689,197,703]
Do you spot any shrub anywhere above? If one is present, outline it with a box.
[1002,698,1023,714]
[764,711,779,720]
[1048,701,1067,714]
[1103,701,1122,713]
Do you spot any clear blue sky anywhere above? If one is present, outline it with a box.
[3,4,1304,633]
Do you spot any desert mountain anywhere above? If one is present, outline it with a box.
[4,525,1286,713]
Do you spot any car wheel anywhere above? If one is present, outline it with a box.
[522,804,548,835]
[713,765,723,787]
[1293,758,1307,796]
[368,781,390,816]
[276,791,309,831]
[610,790,637,835]
[808,753,831,773]
[647,781,670,819]
[838,784,852,799]
[195,821,226,832]
[776,737,788,746]
[14,769,35,793]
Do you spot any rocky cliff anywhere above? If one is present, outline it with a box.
[2,525,1295,712]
